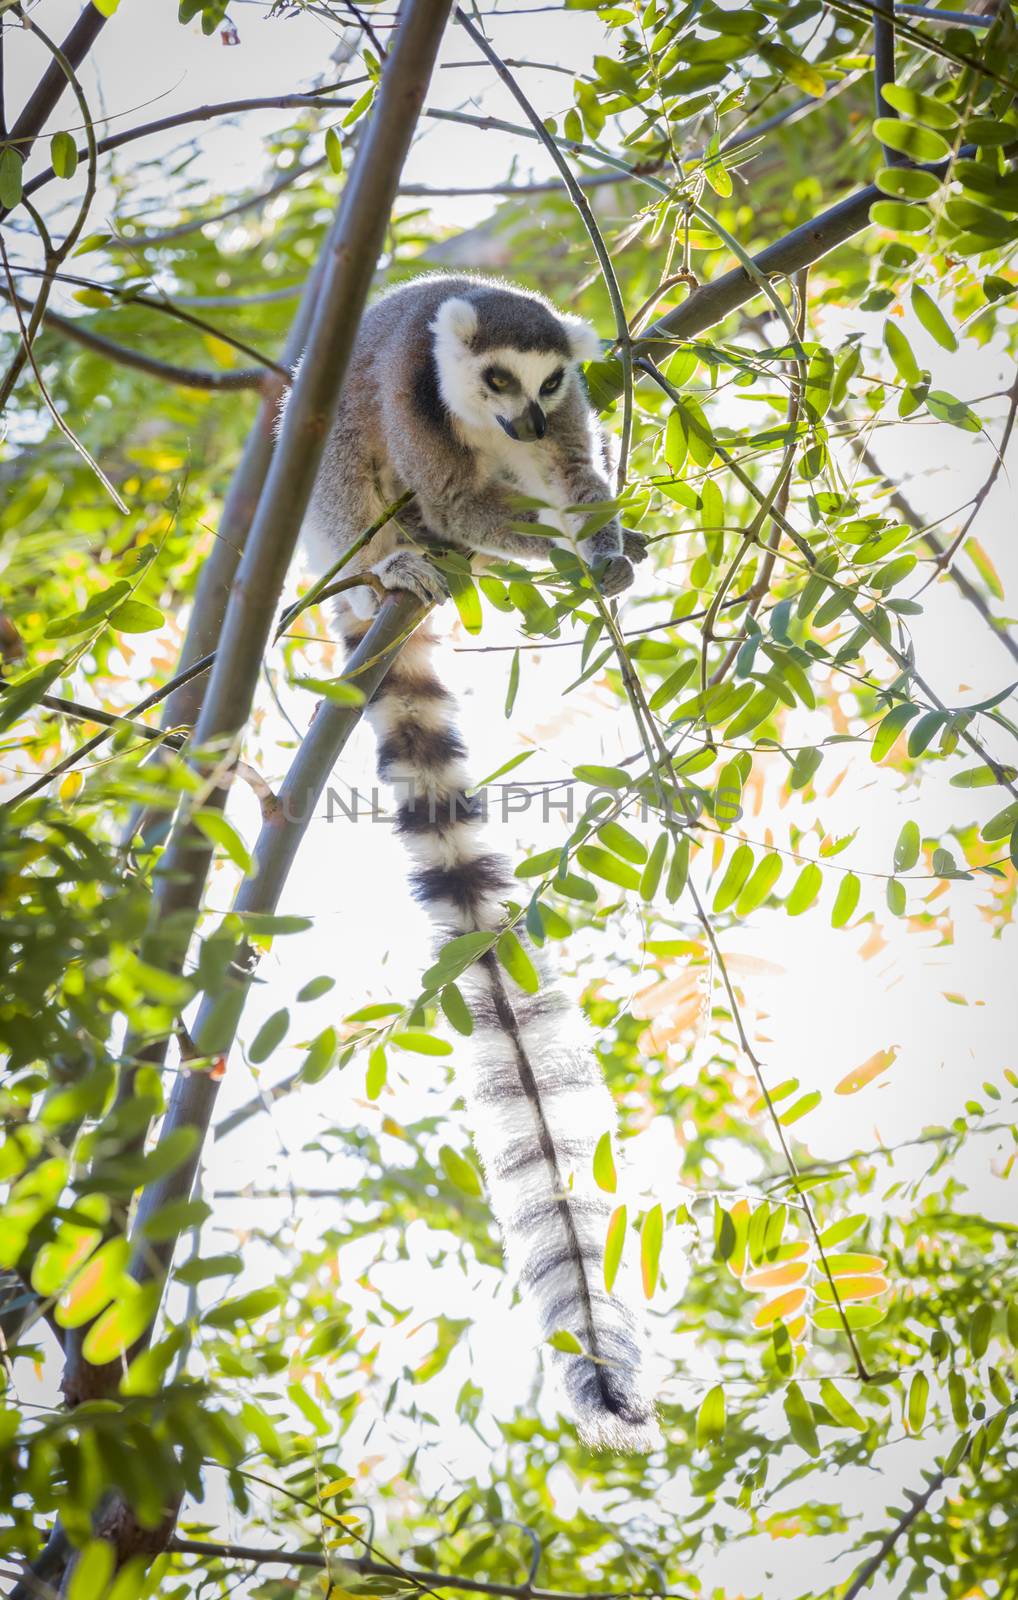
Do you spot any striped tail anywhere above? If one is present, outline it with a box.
[348,616,659,1452]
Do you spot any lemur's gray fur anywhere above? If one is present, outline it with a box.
[298,274,658,1451]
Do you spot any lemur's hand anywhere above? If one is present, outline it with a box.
[622,528,650,564]
[594,555,636,597]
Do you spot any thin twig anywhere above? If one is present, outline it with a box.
[685,876,873,1381]
[454,8,635,490]
[165,1536,686,1599]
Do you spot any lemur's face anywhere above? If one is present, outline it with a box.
[432,296,600,443]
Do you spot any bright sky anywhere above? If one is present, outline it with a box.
[9,6,1018,1596]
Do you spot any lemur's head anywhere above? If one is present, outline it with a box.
[431,284,601,443]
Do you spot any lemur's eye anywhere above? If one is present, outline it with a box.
[484,367,512,393]
[540,370,564,397]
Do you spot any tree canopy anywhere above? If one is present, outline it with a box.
[1,2,1017,1597]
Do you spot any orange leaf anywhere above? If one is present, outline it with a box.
[835,1046,897,1095]
[753,1287,807,1327]
[744,1261,809,1291]
[814,1275,888,1303]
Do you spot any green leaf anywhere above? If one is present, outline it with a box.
[301,1025,338,1084]
[202,1286,282,1330]
[573,763,630,788]
[873,118,951,163]
[249,1008,289,1065]
[736,852,782,916]
[440,1144,482,1197]
[447,568,483,634]
[876,165,942,201]
[907,710,944,757]
[870,199,931,233]
[819,1215,866,1248]
[192,809,252,873]
[640,1203,663,1299]
[343,86,375,128]
[666,833,690,903]
[819,1378,866,1431]
[812,1303,885,1331]
[496,930,540,994]
[292,674,365,705]
[872,701,920,762]
[883,321,921,386]
[604,1205,626,1294]
[50,130,79,180]
[596,821,647,864]
[894,820,920,873]
[390,1030,453,1056]
[969,1303,993,1360]
[81,1280,162,1364]
[640,833,669,901]
[0,146,23,210]
[759,41,826,96]
[547,1328,583,1354]
[784,1381,820,1457]
[365,1045,387,1099]
[592,1131,617,1194]
[325,126,344,174]
[981,802,1018,843]
[576,845,641,892]
[56,1237,129,1328]
[880,83,957,130]
[109,600,164,634]
[696,1383,726,1448]
[297,975,335,1002]
[505,648,520,718]
[831,872,860,928]
[713,844,753,914]
[66,1540,116,1600]
[779,1091,821,1126]
[908,1371,929,1432]
[926,390,981,432]
[911,284,957,351]
[703,132,731,197]
[440,982,473,1037]
[786,862,822,916]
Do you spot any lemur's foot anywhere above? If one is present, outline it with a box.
[622,528,650,564]
[373,550,449,607]
[595,555,636,597]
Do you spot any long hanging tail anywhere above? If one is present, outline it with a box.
[346,615,658,1451]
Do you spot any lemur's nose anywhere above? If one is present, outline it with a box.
[498,403,546,443]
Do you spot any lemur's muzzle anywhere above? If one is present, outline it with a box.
[498,401,546,442]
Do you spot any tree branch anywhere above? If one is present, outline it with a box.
[0,285,268,390]
[123,596,424,1326]
[5,2,108,172]
[61,0,455,1413]
[626,151,973,382]
[165,1536,686,1600]
[873,0,902,165]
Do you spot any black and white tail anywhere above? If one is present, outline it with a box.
[346,616,658,1452]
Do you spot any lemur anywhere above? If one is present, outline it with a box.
[299,275,658,1451]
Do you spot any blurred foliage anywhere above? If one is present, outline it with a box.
[2,1,1018,1597]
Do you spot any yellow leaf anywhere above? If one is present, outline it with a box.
[835,1046,897,1095]
[753,1287,807,1327]
[744,1261,808,1292]
[202,333,238,369]
[814,1275,888,1303]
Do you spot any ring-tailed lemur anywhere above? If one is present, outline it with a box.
[299,275,657,1451]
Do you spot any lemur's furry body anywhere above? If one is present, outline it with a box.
[300,275,657,1450]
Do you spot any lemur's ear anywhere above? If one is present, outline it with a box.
[560,314,602,364]
[433,296,478,347]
